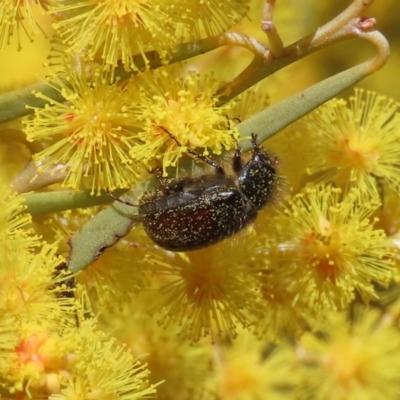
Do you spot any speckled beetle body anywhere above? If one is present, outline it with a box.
[139,177,256,251]
[137,133,277,251]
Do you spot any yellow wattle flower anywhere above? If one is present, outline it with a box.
[129,67,238,175]
[48,0,180,72]
[269,185,395,311]
[294,89,400,199]
[24,61,146,195]
[297,310,400,400]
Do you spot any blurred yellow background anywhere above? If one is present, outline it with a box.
[0,1,398,102]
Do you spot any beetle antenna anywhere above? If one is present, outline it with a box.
[106,189,140,207]
[158,126,225,175]
[251,133,259,148]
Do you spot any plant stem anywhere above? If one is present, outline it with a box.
[23,27,389,217]
[217,0,377,103]
[261,0,284,58]
[23,189,123,215]
[237,30,389,150]
[0,33,265,124]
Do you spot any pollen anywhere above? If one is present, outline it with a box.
[208,328,298,400]
[296,310,400,400]
[0,186,40,253]
[143,237,260,343]
[0,1,44,50]
[128,68,237,174]
[293,89,400,199]
[58,328,158,400]
[181,0,250,39]
[48,0,179,73]
[23,62,146,195]
[272,185,395,311]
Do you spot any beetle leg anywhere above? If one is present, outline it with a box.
[223,114,242,131]
[151,167,185,195]
[153,167,170,194]
[251,133,260,149]
[158,126,225,175]
[232,147,242,173]
[223,115,242,174]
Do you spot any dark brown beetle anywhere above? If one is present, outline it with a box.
[110,129,277,251]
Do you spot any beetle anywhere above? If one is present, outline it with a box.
[109,128,278,251]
